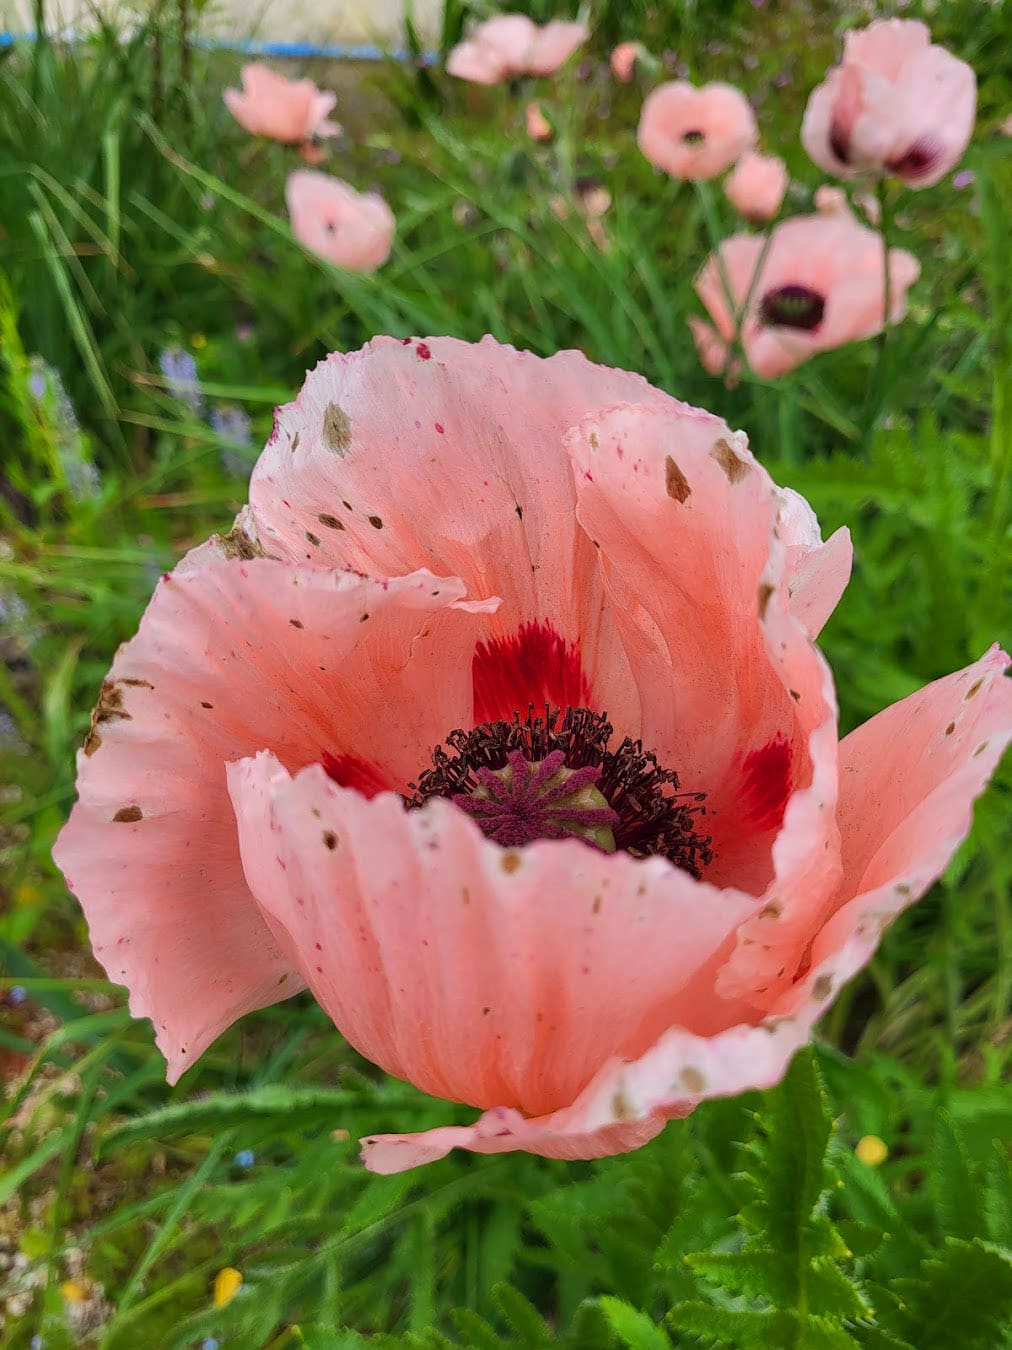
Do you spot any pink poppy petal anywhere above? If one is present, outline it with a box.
[360,932,861,1174]
[227,762,761,1119]
[249,338,682,729]
[52,560,493,1080]
[639,81,757,181]
[286,171,395,273]
[526,20,588,76]
[446,40,510,85]
[567,403,839,896]
[610,42,640,83]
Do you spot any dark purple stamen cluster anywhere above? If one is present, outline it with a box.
[759,284,826,332]
[406,706,713,877]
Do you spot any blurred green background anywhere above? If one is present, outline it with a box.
[1,1,1010,1345]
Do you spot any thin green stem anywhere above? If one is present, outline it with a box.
[862,177,893,449]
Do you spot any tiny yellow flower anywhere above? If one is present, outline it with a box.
[330,1128,350,1142]
[213,1266,243,1308]
[60,1279,86,1302]
[855,1134,889,1167]
[191,333,208,350]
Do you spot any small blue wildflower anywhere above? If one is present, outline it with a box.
[201,1340,221,1350]
[952,169,976,190]
[233,1149,255,1169]
[211,405,252,445]
[31,1337,45,1350]
[9,985,28,1005]
[27,358,100,500]
[159,347,204,416]
[212,405,254,479]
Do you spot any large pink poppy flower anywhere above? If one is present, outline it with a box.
[802,19,976,188]
[223,63,341,146]
[690,211,920,379]
[638,81,757,181]
[724,151,788,223]
[285,172,395,273]
[53,338,1010,1173]
[447,14,587,86]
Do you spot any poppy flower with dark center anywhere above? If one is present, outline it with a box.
[54,337,1011,1172]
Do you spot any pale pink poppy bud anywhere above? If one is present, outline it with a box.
[638,81,757,180]
[814,184,848,214]
[223,63,341,146]
[54,336,1010,1173]
[815,185,881,224]
[691,212,920,379]
[610,41,641,83]
[802,19,976,188]
[447,13,587,85]
[724,151,788,222]
[285,172,395,273]
[525,101,554,142]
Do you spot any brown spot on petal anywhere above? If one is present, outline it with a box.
[84,681,132,755]
[758,583,774,618]
[318,513,344,530]
[119,677,154,689]
[306,531,321,547]
[812,973,834,1000]
[945,722,955,736]
[501,851,522,874]
[964,678,984,700]
[201,701,214,709]
[323,402,352,454]
[113,805,143,823]
[710,437,749,483]
[973,741,989,758]
[289,618,304,629]
[368,515,383,530]
[759,899,783,919]
[611,1088,634,1120]
[218,524,267,561]
[665,455,691,503]
[323,831,338,850]
[680,1066,706,1093]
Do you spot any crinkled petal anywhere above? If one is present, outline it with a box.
[568,403,840,896]
[360,931,859,1174]
[250,337,681,728]
[227,759,760,1119]
[53,560,492,1080]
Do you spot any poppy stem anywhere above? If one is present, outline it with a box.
[862,178,893,450]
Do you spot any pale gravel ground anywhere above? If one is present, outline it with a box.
[2,0,444,44]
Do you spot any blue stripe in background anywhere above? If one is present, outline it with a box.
[0,31,438,62]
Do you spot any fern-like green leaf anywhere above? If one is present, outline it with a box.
[892,1238,1012,1350]
[492,1283,555,1347]
[598,1296,671,1350]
